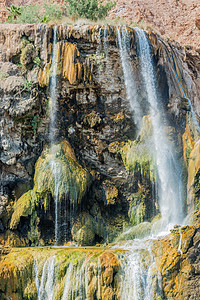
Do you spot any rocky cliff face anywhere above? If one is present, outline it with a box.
[0,23,199,246]
[0,23,200,299]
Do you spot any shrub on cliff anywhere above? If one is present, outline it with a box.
[6,1,64,24]
[67,0,115,21]
[6,5,22,22]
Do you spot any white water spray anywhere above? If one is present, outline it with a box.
[49,26,58,144]
[119,27,185,300]
[48,26,61,245]
[117,27,142,129]
[136,28,183,227]
[62,263,73,300]
[34,256,55,300]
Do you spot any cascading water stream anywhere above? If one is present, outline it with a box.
[48,26,62,245]
[62,263,73,300]
[34,259,40,299]
[117,27,142,129]
[34,256,55,300]
[136,28,183,228]
[49,26,58,145]
[117,27,185,300]
[50,26,59,245]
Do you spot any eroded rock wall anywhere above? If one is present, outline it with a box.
[0,24,199,247]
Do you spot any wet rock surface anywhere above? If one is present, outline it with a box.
[0,24,199,246]
[0,23,200,298]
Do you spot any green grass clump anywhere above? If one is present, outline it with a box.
[7,0,116,24]
[67,0,115,21]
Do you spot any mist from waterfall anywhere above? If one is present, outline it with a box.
[119,239,163,300]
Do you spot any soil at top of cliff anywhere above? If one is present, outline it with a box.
[2,0,200,51]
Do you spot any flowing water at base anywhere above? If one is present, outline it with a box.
[117,238,163,300]
[35,256,55,300]
[34,255,104,300]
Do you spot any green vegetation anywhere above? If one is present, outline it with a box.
[0,70,9,79]
[6,0,115,23]
[10,141,90,230]
[23,79,33,91]
[7,1,65,24]
[67,0,115,21]
[88,52,105,69]
[6,5,22,22]
[33,56,42,68]
[109,115,156,182]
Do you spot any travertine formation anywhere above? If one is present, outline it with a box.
[0,23,200,299]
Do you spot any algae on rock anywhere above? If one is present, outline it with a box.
[109,115,156,182]
[71,212,106,246]
[10,140,90,230]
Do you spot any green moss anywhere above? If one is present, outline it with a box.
[109,115,156,181]
[83,111,101,128]
[121,139,156,181]
[115,222,152,242]
[10,190,37,229]
[27,211,41,246]
[10,141,90,230]
[20,42,37,68]
[23,281,37,300]
[128,184,153,226]
[34,141,90,206]
[72,212,106,246]
[128,195,146,226]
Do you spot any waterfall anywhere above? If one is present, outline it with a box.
[62,263,73,300]
[119,27,185,300]
[34,259,40,299]
[48,26,61,245]
[34,256,55,300]
[49,26,59,245]
[103,25,109,57]
[49,26,58,144]
[62,261,88,299]
[117,27,142,129]
[120,239,163,300]
[136,28,183,228]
